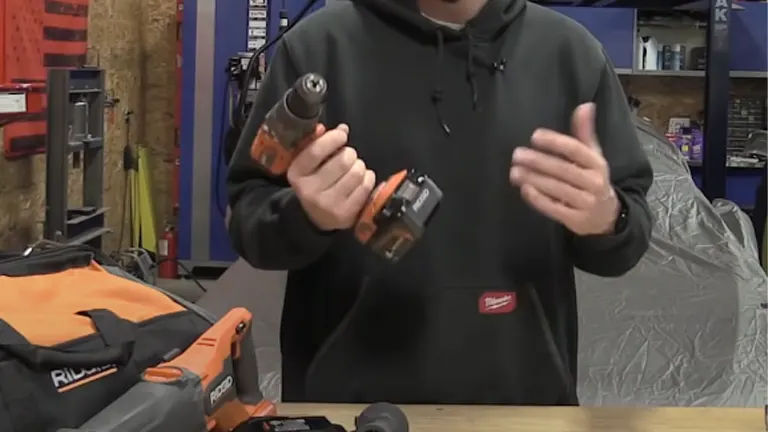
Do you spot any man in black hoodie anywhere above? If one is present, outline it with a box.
[227,0,653,405]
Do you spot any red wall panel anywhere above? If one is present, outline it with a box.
[2,0,90,158]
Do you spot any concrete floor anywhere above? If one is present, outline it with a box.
[154,268,286,400]
[154,277,213,303]
[166,261,286,400]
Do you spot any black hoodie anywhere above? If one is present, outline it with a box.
[227,0,653,405]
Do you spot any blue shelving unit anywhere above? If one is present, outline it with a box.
[178,0,249,268]
[548,7,636,70]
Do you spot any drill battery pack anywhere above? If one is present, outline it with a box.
[233,416,346,432]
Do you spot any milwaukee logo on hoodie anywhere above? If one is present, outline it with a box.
[479,292,517,314]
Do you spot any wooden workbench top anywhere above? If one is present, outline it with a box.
[279,403,765,432]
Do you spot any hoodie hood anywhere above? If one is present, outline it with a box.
[352,0,526,41]
[351,0,526,134]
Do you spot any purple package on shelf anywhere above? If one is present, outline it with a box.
[690,129,704,161]
[677,134,692,160]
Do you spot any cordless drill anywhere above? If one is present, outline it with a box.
[249,74,442,263]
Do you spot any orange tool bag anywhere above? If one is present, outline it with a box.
[0,245,214,432]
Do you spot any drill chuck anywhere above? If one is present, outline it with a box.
[354,403,409,432]
[286,73,327,120]
[250,73,327,175]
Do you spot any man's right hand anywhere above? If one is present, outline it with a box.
[287,123,376,231]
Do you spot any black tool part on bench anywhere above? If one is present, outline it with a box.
[233,416,346,432]
[354,402,409,432]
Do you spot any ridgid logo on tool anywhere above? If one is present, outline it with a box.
[412,188,430,213]
[51,364,117,392]
[479,292,517,315]
[209,375,235,407]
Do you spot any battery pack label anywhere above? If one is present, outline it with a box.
[267,419,311,431]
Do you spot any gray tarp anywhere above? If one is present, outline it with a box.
[575,118,767,407]
[199,117,767,406]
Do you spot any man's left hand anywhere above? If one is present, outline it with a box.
[509,102,620,236]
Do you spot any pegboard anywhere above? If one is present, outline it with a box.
[5,0,45,82]
[2,0,90,159]
[0,0,4,83]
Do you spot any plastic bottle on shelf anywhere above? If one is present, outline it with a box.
[637,36,660,71]
[671,44,683,71]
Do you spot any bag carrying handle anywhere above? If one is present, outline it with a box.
[0,309,137,369]
[0,245,120,277]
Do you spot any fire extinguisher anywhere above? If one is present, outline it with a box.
[158,224,178,279]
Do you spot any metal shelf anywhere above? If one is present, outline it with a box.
[534,0,743,10]
[67,227,113,246]
[540,0,741,201]
[687,160,766,169]
[625,69,767,78]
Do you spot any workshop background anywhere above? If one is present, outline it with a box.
[0,1,765,253]
[0,0,177,251]
[1,0,766,410]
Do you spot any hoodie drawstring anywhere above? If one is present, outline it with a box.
[465,30,478,111]
[431,29,451,136]
[429,28,507,136]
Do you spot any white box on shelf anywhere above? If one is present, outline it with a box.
[248,28,266,37]
[249,9,267,19]
[248,39,266,50]
[667,117,691,135]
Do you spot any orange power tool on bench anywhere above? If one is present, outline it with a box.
[250,74,443,263]
[61,308,275,432]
